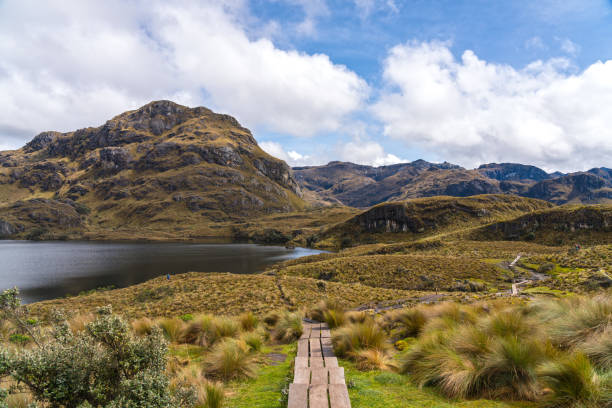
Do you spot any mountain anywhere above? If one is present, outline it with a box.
[0,101,305,239]
[294,161,612,208]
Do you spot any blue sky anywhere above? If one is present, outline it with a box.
[1,0,612,171]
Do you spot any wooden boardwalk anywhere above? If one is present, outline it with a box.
[288,322,351,408]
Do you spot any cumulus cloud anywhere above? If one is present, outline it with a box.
[0,0,368,148]
[372,41,612,171]
[339,140,403,166]
[259,141,315,166]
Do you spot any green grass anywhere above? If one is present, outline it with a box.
[341,360,535,408]
[226,344,294,408]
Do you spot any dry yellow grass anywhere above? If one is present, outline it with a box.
[27,272,420,319]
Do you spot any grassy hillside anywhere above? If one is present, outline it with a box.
[470,205,612,245]
[311,194,552,248]
[26,272,420,319]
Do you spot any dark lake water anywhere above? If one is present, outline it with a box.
[0,241,324,304]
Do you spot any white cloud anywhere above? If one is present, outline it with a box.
[279,0,329,36]
[0,0,368,148]
[339,140,403,166]
[259,141,315,166]
[560,38,580,56]
[525,36,546,50]
[372,41,612,171]
[353,0,398,18]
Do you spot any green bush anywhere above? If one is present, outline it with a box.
[0,289,195,407]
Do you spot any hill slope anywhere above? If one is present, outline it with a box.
[0,101,305,239]
[310,194,553,248]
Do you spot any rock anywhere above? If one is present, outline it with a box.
[24,131,62,152]
[0,219,22,237]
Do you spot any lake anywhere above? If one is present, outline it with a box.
[0,240,324,303]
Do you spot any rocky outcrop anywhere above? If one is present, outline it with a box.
[478,163,550,182]
[0,219,22,237]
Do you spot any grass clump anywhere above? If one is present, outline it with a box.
[238,312,259,332]
[538,353,603,408]
[158,317,185,342]
[333,322,387,359]
[271,312,303,343]
[204,339,256,381]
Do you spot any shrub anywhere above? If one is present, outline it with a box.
[272,312,303,343]
[204,339,256,381]
[538,353,603,408]
[180,314,194,322]
[8,333,30,345]
[238,312,259,332]
[333,322,387,358]
[1,298,191,407]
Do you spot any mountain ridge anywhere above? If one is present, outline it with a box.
[293,160,612,208]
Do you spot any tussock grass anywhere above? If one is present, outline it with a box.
[538,353,602,408]
[204,339,256,381]
[333,322,387,358]
[158,317,185,343]
[238,312,259,332]
[131,317,155,336]
[354,348,398,372]
[579,328,612,370]
[240,331,263,352]
[271,312,303,343]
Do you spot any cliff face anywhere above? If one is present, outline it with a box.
[472,206,612,244]
[0,101,304,239]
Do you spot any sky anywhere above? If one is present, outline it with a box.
[1,0,612,172]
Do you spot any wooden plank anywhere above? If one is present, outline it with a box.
[309,384,329,408]
[324,356,338,368]
[300,328,311,340]
[295,357,308,370]
[311,329,321,338]
[328,384,351,408]
[321,329,331,338]
[320,322,330,330]
[288,383,308,408]
[321,337,333,346]
[294,368,310,385]
[310,368,329,385]
[322,344,335,358]
[310,356,324,368]
[329,367,345,385]
[297,339,309,357]
[310,338,322,357]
